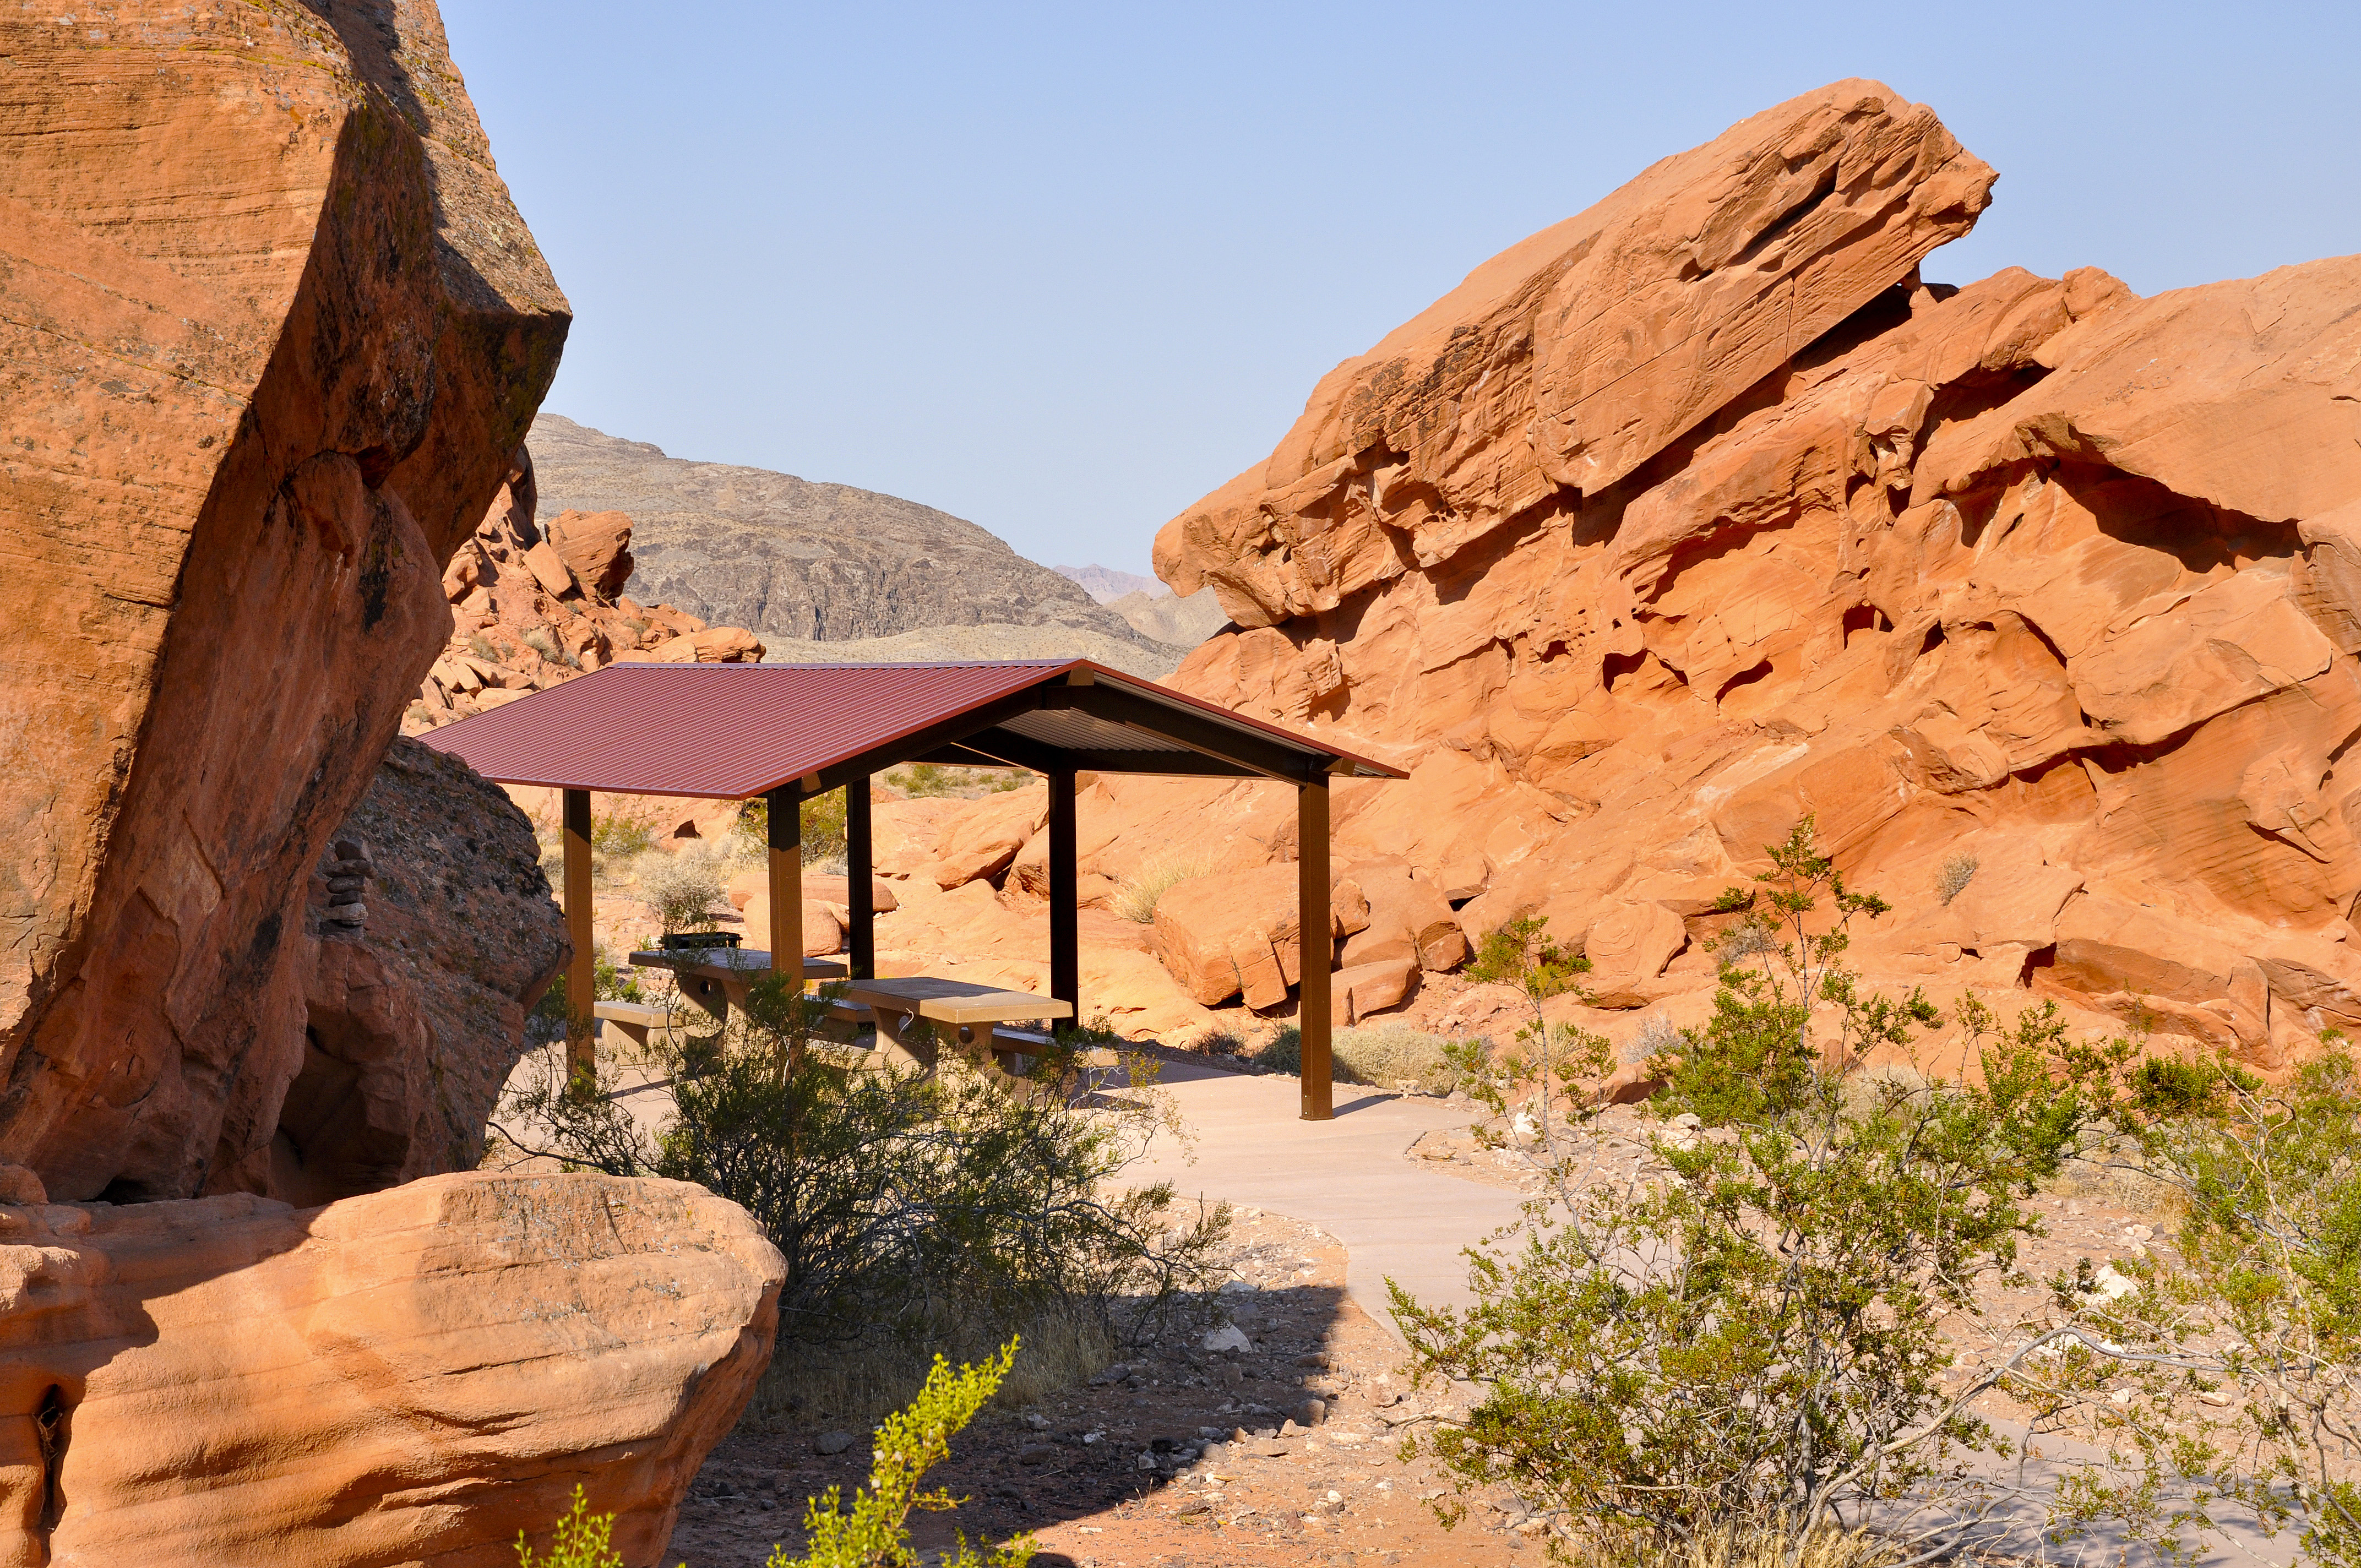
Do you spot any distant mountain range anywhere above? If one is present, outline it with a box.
[1054,563,1162,603]
[526,416,1193,676]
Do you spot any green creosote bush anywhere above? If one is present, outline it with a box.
[1108,855,1213,924]
[1391,819,2126,1565]
[736,790,852,867]
[2039,1046,2361,1567]
[767,1340,1034,1568]
[529,948,644,1039]
[497,973,1223,1395]
[514,1485,663,1568]
[1254,1023,1479,1097]
[884,763,1025,798]
[590,807,659,862]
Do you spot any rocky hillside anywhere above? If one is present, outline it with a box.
[900,79,2361,1074]
[528,415,1189,673]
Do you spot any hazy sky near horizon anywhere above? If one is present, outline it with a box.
[442,1,2359,579]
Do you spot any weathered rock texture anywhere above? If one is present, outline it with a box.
[527,414,1190,673]
[409,448,767,734]
[0,1172,784,1567]
[917,80,2361,1067]
[286,739,570,1206]
[0,1,568,1201]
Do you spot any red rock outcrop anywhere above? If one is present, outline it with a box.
[284,738,571,1206]
[912,81,2361,1067]
[0,1172,783,1566]
[0,1,567,1202]
[411,451,767,734]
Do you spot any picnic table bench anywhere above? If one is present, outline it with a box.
[628,948,849,1027]
[840,976,1073,1081]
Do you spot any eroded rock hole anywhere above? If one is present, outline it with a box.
[35,1384,67,1534]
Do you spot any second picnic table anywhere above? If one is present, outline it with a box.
[840,976,1074,1077]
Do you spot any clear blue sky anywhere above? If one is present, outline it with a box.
[440,1,2360,579]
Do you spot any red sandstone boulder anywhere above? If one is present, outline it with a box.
[1339,862,1471,972]
[1583,902,1690,1009]
[1155,80,1994,628]
[0,1172,782,1566]
[1151,865,1372,1008]
[1333,957,1420,1026]
[547,507,638,598]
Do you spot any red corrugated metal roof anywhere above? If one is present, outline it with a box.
[417,658,1406,798]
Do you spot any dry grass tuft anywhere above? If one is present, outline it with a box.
[1255,1024,1472,1097]
[1109,856,1214,924]
[1552,1521,1898,1568]
[1936,851,1979,906]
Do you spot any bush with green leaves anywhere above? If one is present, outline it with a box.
[1392,820,2112,1564]
[529,948,645,1042]
[736,790,852,866]
[2036,1046,2361,1567]
[769,1339,1034,1567]
[514,1485,654,1568]
[498,974,1223,1355]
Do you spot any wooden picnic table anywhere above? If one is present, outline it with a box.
[629,948,850,1026]
[840,976,1073,1077]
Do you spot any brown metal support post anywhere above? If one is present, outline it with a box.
[847,777,875,980]
[766,786,804,997]
[1298,772,1333,1120]
[563,788,595,1080]
[1049,767,1079,1032]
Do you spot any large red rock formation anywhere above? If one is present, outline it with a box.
[0,1,568,1202]
[0,1172,783,1566]
[913,80,2361,1068]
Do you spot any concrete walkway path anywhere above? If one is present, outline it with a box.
[1122,1059,1528,1340]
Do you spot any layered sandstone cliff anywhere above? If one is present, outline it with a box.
[912,81,2361,1067]
[0,0,567,1202]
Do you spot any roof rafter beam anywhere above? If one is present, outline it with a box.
[790,685,1053,799]
[1040,685,1316,782]
[924,728,1260,778]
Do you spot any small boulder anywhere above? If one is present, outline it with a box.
[814,1431,856,1456]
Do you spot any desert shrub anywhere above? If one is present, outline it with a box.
[1108,855,1213,923]
[590,807,659,862]
[735,790,852,867]
[514,1485,645,1568]
[769,1341,1033,1568]
[499,975,1222,1370]
[467,631,502,662]
[529,948,645,1042]
[1254,1023,1475,1096]
[1626,1012,1683,1065]
[2040,1047,2361,1567]
[1935,851,1978,905]
[635,850,726,933]
[1393,820,2110,1564]
[884,763,1025,798]
[520,626,567,665]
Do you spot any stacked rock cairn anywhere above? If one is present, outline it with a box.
[322,837,372,938]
